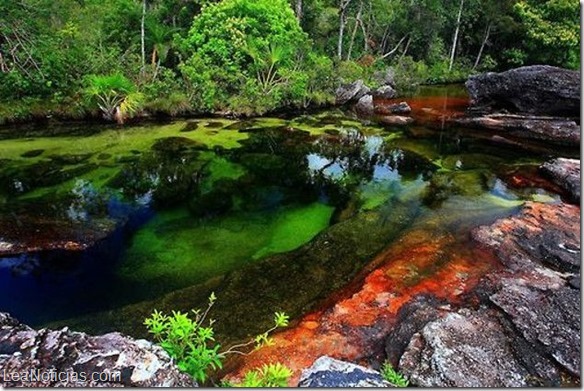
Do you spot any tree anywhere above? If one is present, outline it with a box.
[513,0,580,69]
[85,73,144,123]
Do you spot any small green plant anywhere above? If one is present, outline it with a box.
[144,293,289,383]
[237,363,293,387]
[380,361,409,387]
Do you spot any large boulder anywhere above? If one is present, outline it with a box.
[355,94,374,117]
[540,158,580,204]
[466,65,580,117]
[298,356,392,387]
[335,80,370,105]
[0,313,195,387]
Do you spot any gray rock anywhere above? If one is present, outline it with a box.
[298,356,392,387]
[490,283,581,376]
[335,80,370,105]
[385,295,447,366]
[355,94,374,117]
[541,158,581,204]
[466,65,580,116]
[373,68,396,88]
[372,85,396,100]
[0,313,195,387]
[399,308,556,387]
[451,114,580,147]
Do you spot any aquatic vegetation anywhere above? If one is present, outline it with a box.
[117,203,334,289]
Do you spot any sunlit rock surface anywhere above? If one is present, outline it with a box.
[298,356,392,387]
[0,312,195,387]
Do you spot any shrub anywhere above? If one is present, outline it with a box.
[144,293,290,383]
[84,73,144,123]
[380,361,409,387]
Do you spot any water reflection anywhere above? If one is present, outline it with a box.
[0,111,563,331]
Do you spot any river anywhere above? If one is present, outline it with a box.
[0,85,564,348]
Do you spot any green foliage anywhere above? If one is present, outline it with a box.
[144,293,222,383]
[380,361,409,387]
[513,0,580,69]
[238,363,293,387]
[178,0,333,114]
[391,56,428,93]
[144,293,289,383]
[84,73,144,122]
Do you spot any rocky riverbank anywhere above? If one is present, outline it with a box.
[0,313,195,387]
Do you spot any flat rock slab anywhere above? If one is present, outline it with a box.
[490,283,580,376]
[0,312,195,387]
[541,158,581,204]
[471,201,580,273]
[399,308,558,387]
[452,114,580,147]
[466,65,580,116]
[0,213,118,256]
[298,356,392,387]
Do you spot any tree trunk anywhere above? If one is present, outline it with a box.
[140,0,146,74]
[295,0,303,22]
[473,22,491,70]
[346,2,363,60]
[448,0,464,71]
[337,0,352,60]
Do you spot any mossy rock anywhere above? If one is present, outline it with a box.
[423,170,491,207]
[21,149,44,158]
[180,121,200,133]
[151,136,207,153]
[49,153,93,165]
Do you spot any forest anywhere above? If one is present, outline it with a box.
[0,0,579,122]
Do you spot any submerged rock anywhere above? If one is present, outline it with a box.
[375,101,411,116]
[0,312,195,387]
[0,212,118,257]
[466,65,580,116]
[540,158,580,204]
[378,115,414,126]
[298,356,392,387]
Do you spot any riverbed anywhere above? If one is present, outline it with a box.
[0,86,567,347]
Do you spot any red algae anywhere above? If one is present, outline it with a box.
[223,227,502,385]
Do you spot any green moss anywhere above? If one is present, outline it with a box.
[116,202,334,288]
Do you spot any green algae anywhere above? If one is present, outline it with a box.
[116,202,334,289]
[251,202,333,259]
[200,157,247,193]
[0,121,249,204]
[0,121,247,164]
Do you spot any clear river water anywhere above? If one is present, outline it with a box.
[0,85,571,343]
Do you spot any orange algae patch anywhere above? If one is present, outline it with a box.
[224,228,500,385]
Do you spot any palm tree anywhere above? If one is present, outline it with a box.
[85,73,144,124]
